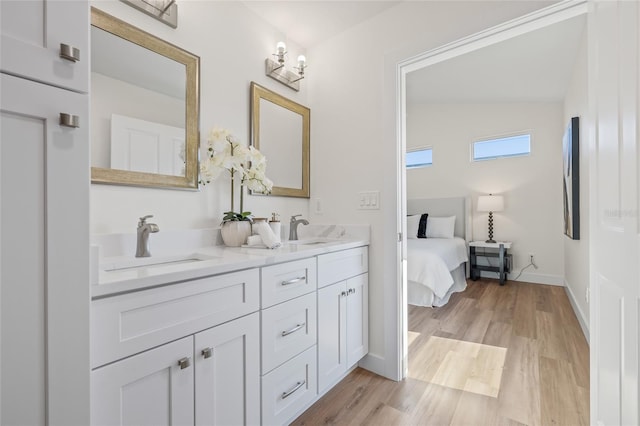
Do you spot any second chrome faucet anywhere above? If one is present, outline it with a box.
[289,215,309,241]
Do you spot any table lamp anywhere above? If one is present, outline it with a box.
[477,194,504,243]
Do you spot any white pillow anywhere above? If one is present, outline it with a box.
[407,215,420,239]
[426,216,456,239]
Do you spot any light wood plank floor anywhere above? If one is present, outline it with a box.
[292,279,589,426]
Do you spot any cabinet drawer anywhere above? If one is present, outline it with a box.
[261,346,317,426]
[261,292,317,374]
[318,246,368,288]
[92,269,259,368]
[261,257,317,308]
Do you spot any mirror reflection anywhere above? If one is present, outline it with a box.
[250,82,310,198]
[90,7,200,189]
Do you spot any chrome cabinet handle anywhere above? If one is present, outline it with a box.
[201,348,213,359]
[281,380,306,399]
[59,113,79,128]
[59,43,80,62]
[281,322,306,337]
[178,357,191,369]
[281,276,306,286]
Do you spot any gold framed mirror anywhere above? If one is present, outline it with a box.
[90,8,200,190]
[250,82,310,198]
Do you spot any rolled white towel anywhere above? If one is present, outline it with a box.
[246,235,263,246]
[253,221,281,249]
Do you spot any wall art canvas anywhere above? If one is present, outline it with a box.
[563,116,580,240]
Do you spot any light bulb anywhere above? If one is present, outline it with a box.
[297,55,306,67]
[276,42,286,53]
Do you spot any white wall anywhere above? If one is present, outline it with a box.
[406,102,565,285]
[90,1,310,234]
[563,29,590,338]
[307,1,557,379]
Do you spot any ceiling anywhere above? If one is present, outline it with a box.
[406,14,587,104]
[242,2,586,104]
[241,0,401,48]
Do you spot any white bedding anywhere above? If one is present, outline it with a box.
[407,237,468,305]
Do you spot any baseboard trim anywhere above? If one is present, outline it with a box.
[563,279,590,343]
[358,352,386,377]
[480,271,563,286]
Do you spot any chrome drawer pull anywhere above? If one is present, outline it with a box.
[281,322,306,337]
[201,347,213,359]
[281,380,306,399]
[59,43,80,62]
[281,276,306,286]
[178,357,191,369]
[59,113,79,128]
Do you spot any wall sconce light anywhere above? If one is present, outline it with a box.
[265,42,307,91]
[121,0,178,28]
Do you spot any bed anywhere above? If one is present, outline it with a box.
[406,197,471,307]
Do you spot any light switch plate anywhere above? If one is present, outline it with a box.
[358,191,380,210]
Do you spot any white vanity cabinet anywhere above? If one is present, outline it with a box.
[317,247,369,394]
[1,2,90,424]
[91,270,261,426]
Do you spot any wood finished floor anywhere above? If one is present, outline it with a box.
[292,279,590,426]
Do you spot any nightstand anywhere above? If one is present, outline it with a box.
[469,241,512,285]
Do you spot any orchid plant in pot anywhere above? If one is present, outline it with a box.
[200,127,273,246]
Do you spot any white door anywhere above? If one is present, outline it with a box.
[317,281,347,393]
[0,0,88,92]
[1,74,89,425]
[346,273,369,367]
[91,336,195,426]
[589,1,639,424]
[110,114,185,176]
[195,312,260,426]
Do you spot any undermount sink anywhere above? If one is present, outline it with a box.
[286,238,337,246]
[101,253,216,272]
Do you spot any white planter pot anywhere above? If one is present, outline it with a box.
[220,221,252,247]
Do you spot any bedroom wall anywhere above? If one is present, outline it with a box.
[563,29,590,338]
[90,0,309,234]
[406,102,565,285]
[307,1,558,379]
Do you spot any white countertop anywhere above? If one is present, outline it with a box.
[92,225,369,299]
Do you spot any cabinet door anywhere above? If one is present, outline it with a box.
[317,281,347,393]
[1,74,89,425]
[0,0,88,92]
[195,312,260,426]
[346,273,369,367]
[91,336,194,426]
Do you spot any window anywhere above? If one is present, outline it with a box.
[472,133,531,161]
[406,147,432,169]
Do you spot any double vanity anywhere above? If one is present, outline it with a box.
[90,226,369,425]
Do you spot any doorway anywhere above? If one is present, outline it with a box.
[395,0,588,391]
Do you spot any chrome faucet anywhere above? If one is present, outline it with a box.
[136,215,159,257]
[289,215,309,241]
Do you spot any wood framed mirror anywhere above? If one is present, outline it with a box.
[90,7,200,190]
[250,82,310,198]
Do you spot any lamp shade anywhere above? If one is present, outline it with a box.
[477,195,504,212]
